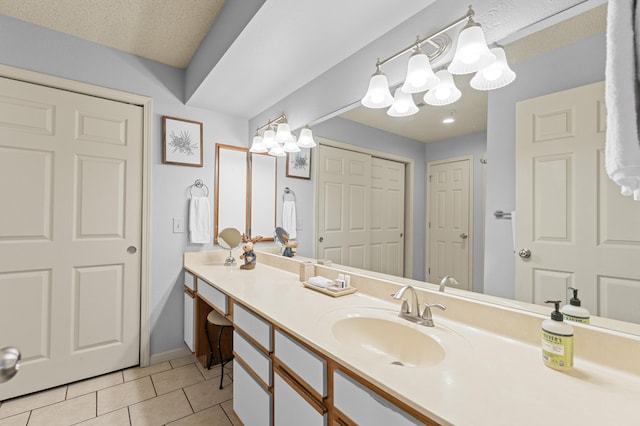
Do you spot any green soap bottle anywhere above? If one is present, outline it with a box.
[561,287,590,324]
[542,300,574,370]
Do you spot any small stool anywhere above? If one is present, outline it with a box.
[204,309,234,389]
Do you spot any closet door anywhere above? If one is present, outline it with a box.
[0,77,143,400]
[370,157,405,276]
[316,145,371,269]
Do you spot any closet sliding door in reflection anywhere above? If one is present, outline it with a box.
[250,153,277,239]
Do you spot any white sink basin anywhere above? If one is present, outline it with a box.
[320,307,471,369]
[332,316,445,367]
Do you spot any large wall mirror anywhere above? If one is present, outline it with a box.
[214,144,276,242]
[264,2,640,335]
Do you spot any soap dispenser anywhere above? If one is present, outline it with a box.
[542,300,573,370]
[561,287,590,324]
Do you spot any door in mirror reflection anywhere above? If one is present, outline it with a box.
[515,81,640,324]
[427,158,472,291]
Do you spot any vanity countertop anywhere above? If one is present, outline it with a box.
[184,258,640,426]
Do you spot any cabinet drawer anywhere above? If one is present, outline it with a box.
[275,330,326,397]
[183,292,195,352]
[233,303,272,352]
[234,330,272,387]
[333,370,421,426]
[275,370,327,426]
[198,279,228,314]
[234,359,272,426]
[184,270,196,291]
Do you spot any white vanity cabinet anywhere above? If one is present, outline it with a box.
[333,370,423,426]
[183,271,196,352]
[274,329,328,425]
[198,278,228,314]
[232,302,273,426]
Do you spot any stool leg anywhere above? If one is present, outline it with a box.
[217,326,225,389]
[205,321,214,370]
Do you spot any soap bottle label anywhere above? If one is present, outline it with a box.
[542,330,574,368]
[563,313,590,324]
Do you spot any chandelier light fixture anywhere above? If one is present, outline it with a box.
[250,113,317,156]
[361,5,516,117]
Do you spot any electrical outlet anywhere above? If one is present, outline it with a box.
[173,217,184,233]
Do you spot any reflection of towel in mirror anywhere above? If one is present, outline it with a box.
[189,196,211,243]
[605,0,640,200]
[282,200,297,239]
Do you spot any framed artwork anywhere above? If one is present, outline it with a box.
[286,148,312,179]
[162,116,203,167]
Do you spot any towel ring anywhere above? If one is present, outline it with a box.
[283,186,296,202]
[190,179,209,197]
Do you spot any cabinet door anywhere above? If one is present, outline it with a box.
[274,370,327,426]
[183,292,194,352]
[333,370,422,425]
[233,359,272,426]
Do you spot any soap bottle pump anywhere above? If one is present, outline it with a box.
[561,287,590,324]
[542,300,574,370]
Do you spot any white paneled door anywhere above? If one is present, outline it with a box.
[316,145,371,270]
[0,77,143,399]
[370,157,405,276]
[427,158,472,291]
[515,81,640,323]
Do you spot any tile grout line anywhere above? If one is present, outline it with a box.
[127,406,132,426]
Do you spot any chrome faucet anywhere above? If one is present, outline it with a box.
[439,275,459,292]
[391,285,446,327]
[391,285,421,323]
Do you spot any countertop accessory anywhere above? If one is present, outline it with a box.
[302,281,357,297]
[542,300,574,370]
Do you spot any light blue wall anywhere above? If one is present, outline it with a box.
[426,132,486,293]
[484,32,606,298]
[0,15,248,357]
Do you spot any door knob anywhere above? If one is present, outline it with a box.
[127,246,137,254]
[519,248,532,258]
[319,237,324,243]
[460,233,468,239]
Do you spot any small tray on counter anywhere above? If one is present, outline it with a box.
[302,281,357,297]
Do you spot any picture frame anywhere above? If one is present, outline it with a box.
[286,148,312,179]
[162,116,203,167]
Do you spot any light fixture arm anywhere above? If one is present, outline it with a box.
[256,112,288,134]
[376,7,475,68]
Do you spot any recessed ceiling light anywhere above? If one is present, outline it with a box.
[442,110,455,124]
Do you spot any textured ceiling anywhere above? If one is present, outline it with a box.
[0,0,226,68]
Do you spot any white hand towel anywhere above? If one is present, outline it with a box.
[282,200,297,239]
[605,0,640,200]
[189,196,211,244]
[307,276,334,288]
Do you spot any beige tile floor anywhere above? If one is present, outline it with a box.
[0,354,239,426]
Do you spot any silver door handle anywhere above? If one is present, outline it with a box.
[460,233,468,239]
[519,248,531,258]
[318,237,324,243]
[0,346,21,383]
[127,246,137,254]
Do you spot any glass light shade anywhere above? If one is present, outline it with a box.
[387,88,419,117]
[275,123,292,143]
[361,71,394,109]
[262,128,276,149]
[401,50,440,93]
[297,126,316,148]
[268,144,286,157]
[249,135,266,153]
[283,136,300,153]
[470,47,516,90]
[448,23,496,75]
[424,70,461,106]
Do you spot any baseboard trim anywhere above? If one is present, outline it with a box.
[149,346,192,365]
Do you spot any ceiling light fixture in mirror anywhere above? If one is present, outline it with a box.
[250,112,317,156]
[361,5,516,116]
